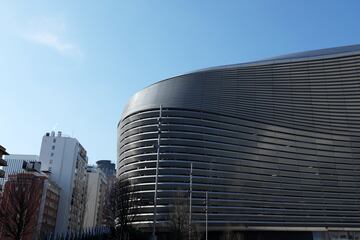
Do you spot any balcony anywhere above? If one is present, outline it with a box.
[0,169,5,178]
[0,158,7,167]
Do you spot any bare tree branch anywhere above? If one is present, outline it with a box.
[0,173,43,240]
[168,192,203,240]
[103,178,140,240]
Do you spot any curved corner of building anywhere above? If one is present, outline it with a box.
[117,44,360,233]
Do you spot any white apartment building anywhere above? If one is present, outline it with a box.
[39,131,88,234]
[0,154,39,188]
[83,166,108,228]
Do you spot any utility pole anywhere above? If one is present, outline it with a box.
[189,162,193,240]
[152,105,162,240]
[205,191,208,240]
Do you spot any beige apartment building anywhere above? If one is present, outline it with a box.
[83,166,108,228]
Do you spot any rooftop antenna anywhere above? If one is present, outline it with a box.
[52,123,58,132]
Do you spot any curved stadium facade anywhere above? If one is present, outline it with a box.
[118,45,360,237]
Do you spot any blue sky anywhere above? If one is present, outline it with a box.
[1,0,360,164]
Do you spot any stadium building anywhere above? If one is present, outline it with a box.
[118,45,360,240]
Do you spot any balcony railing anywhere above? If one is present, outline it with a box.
[0,158,7,167]
[0,169,5,178]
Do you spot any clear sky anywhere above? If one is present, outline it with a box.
[1,0,360,165]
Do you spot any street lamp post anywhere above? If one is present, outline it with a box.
[189,162,193,240]
[205,191,208,240]
[152,105,162,240]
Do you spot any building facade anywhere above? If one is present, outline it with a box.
[39,131,88,234]
[83,166,108,228]
[38,176,61,238]
[96,159,116,193]
[0,145,8,191]
[117,45,360,238]
[0,172,45,240]
[0,172,60,240]
[96,160,116,178]
[0,154,39,188]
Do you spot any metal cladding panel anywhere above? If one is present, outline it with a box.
[118,45,360,230]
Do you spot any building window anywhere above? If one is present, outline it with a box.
[53,139,56,143]
[49,159,53,164]
[50,153,54,157]
[52,145,55,150]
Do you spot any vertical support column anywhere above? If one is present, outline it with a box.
[205,191,208,240]
[189,162,193,240]
[152,105,162,240]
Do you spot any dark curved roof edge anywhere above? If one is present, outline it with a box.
[142,44,360,91]
[120,44,360,123]
[190,44,360,74]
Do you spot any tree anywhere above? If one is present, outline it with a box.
[168,193,189,240]
[168,192,203,240]
[103,178,140,240]
[0,173,44,240]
